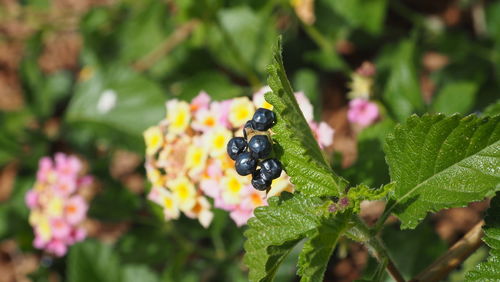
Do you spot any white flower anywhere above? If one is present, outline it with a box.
[97,89,117,114]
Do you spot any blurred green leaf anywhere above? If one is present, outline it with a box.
[483,100,500,117]
[68,240,121,282]
[383,222,447,279]
[207,6,276,76]
[382,40,424,121]
[116,1,168,64]
[89,182,141,221]
[122,265,159,282]
[69,240,160,282]
[323,0,388,34]
[293,69,321,121]
[342,118,395,187]
[66,65,166,150]
[432,81,478,114]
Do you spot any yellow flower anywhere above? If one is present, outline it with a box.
[192,108,219,132]
[229,97,255,128]
[185,196,213,228]
[185,144,208,176]
[206,127,233,157]
[253,86,273,110]
[144,126,164,155]
[168,177,196,212]
[146,166,164,187]
[347,73,373,100]
[36,215,52,242]
[221,170,249,205]
[29,209,43,226]
[46,196,64,218]
[166,100,191,135]
[267,172,294,198]
[160,189,180,220]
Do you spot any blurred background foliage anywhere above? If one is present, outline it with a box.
[0,0,499,281]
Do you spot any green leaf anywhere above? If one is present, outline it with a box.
[466,192,500,281]
[65,65,166,150]
[68,240,121,282]
[297,212,350,282]
[324,0,388,34]
[244,192,326,282]
[207,6,276,75]
[265,37,345,197]
[122,265,159,282]
[432,81,478,115]
[342,118,396,187]
[382,40,424,121]
[384,114,500,229]
[483,100,500,117]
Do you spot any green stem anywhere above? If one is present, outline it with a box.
[349,215,406,282]
[301,23,332,51]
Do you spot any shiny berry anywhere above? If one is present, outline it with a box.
[235,152,257,176]
[227,137,248,160]
[248,135,272,159]
[251,169,272,191]
[252,108,276,131]
[260,158,282,180]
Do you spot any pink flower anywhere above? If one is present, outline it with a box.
[190,91,211,112]
[347,98,379,127]
[64,196,88,225]
[36,157,53,182]
[46,239,67,257]
[252,86,272,109]
[211,100,232,129]
[200,179,221,199]
[33,233,48,249]
[294,92,314,122]
[27,153,91,256]
[67,228,87,244]
[50,218,71,239]
[55,153,82,178]
[25,190,39,208]
[309,121,335,149]
[229,207,253,227]
[53,176,77,196]
[77,175,93,187]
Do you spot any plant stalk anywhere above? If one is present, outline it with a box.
[350,215,406,282]
[409,220,484,282]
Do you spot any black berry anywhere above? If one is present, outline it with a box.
[252,108,276,131]
[251,169,272,191]
[227,137,248,160]
[248,135,272,159]
[260,158,282,180]
[235,152,257,176]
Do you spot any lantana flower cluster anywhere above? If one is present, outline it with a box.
[144,88,334,227]
[347,62,380,128]
[25,153,92,257]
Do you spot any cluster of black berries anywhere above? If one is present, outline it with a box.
[226,108,282,191]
